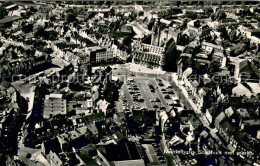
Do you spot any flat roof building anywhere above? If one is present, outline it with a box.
[43,94,67,119]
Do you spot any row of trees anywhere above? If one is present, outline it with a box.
[34,26,58,40]
[0,2,13,19]
[211,10,227,21]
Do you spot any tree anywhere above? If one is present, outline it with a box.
[66,13,77,22]
[234,46,246,55]
[22,23,33,33]
[208,59,221,73]
[34,26,46,39]
[138,11,144,16]
[29,6,37,13]
[210,13,216,21]
[180,19,188,30]
[176,1,181,7]
[243,38,250,50]
[0,1,14,19]
[122,36,132,47]
[110,8,115,17]
[96,1,104,6]
[1,1,14,8]
[43,47,53,54]
[228,29,236,42]
[87,12,96,19]
[204,7,213,16]
[177,34,189,45]
[147,19,155,30]
[0,5,7,19]
[250,43,257,50]
[216,10,227,20]
[185,11,198,20]
[219,27,228,40]
[105,1,112,7]
[241,1,249,10]
[222,40,230,49]
[129,12,137,21]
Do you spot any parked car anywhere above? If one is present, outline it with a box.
[158,82,164,86]
[153,105,159,108]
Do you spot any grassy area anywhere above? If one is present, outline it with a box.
[234,130,244,140]
[222,18,236,23]
[104,83,115,103]
[228,97,242,110]
[78,153,99,166]
[132,112,155,122]
[165,154,174,166]
[111,31,134,39]
[220,121,234,135]
[85,112,105,121]
[241,65,253,73]
[148,162,161,166]
[115,131,123,141]
[66,43,80,48]
[240,140,251,149]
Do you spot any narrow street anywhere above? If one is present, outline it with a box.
[170,73,222,142]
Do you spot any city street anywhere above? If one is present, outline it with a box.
[17,136,44,166]
[170,73,221,142]
[1,1,259,166]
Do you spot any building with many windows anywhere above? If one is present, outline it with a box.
[87,46,113,64]
[43,94,67,119]
[132,18,167,66]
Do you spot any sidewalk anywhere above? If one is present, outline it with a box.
[171,73,201,114]
[171,73,221,141]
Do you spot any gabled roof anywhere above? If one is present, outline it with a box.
[7,86,16,94]
[9,103,19,109]
[198,88,206,96]
[47,150,63,166]
[191,80,199,88]
[232,83,252,98]
[236,108,250,118]
[215,112,226,126]
[183,67,192,78]
[87,123,98,135]
[224,107,234,118]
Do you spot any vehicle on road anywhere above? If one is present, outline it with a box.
[158,82,164,86]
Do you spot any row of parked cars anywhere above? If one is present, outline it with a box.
[152,142,166,164]
[155,78,183,108]
[126,78,145,110]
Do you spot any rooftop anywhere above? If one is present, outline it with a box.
[0,16,22,24]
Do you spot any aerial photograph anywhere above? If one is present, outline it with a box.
[0,1,260,166]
